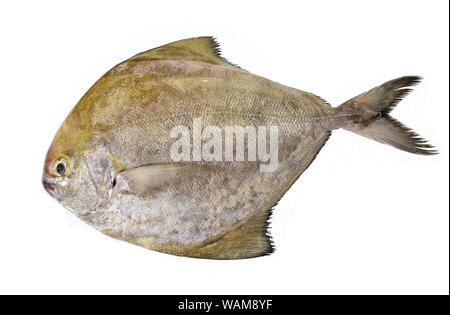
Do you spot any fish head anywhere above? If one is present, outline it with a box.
[42,134,98,217]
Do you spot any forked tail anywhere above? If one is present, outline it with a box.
[338,76,437,155]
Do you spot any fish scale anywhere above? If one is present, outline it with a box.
[43,37,436,259]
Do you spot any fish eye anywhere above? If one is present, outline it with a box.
[54,159,67,177]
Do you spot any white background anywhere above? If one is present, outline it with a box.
[0,0,448,295]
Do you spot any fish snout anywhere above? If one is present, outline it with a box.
[42,159,58,194]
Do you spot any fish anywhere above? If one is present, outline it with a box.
[42,37,437,259]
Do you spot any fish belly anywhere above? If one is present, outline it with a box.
[92,123,331,257]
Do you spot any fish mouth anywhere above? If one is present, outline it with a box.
[43,180,55,192]
[42,178,62,201]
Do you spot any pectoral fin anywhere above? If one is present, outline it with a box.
[116,163,209,197]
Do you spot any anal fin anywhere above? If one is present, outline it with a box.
[194,208,274,260]
[129,208,273,260]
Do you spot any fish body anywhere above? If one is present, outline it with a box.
[43,37,436,259]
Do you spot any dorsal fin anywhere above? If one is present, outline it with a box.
[128,36,242,69]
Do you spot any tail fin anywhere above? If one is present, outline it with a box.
[339,76,437,155]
